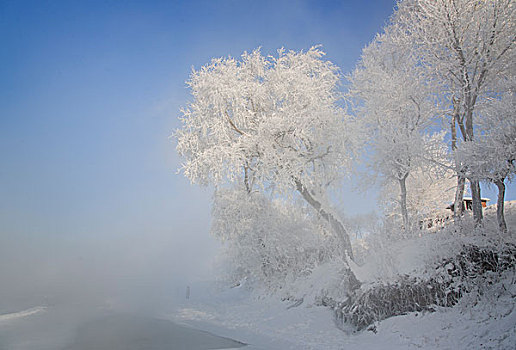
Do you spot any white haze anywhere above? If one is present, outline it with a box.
[0,179,221,347]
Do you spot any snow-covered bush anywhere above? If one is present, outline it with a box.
[337,241,516,331]
[212,187,341,296]
[336,222,516,331]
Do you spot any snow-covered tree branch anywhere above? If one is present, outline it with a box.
[348,27,444,228]
[392,0,516,225]
[176,47,362,261]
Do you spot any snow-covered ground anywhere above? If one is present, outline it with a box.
[2,275,513,350]
[161,202,516,350]
[1,202,514,349]
[164,271,515,350]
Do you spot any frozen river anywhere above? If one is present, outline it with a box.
[0,306,246,350]
[66,313,246,350]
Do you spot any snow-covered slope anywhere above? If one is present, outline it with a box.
[164,202,516,349]
[165,271,514,349]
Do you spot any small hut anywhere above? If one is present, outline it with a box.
[446,197,490,211]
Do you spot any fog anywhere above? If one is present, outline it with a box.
[0,1,405,347]
[1,226,213,311]
[0,179,224,348]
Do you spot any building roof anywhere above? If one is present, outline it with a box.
[462,197,490,201]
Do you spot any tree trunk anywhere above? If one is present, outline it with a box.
[243,165,251,193]
[464,104,483,226]
[399,176,409,229]
[294,179,354,261]
[453,175,465,218]
[495,179,507,233]
[469,178,483,226]
[294,179,361,292]
[451,99,465,220]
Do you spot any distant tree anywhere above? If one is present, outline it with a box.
[349,28,441,228]
[377,133,455,230]
[393,0,516,225]
[457,84,516,232]
[176,47,361,261]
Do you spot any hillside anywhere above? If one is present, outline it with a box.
[166,202,516,349]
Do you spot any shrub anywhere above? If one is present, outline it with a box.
[335,243,516,331]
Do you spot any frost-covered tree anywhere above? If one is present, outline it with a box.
[176,47,360,260]
[349,29,440,228]
[378,133,455,230]
[392,0,516,225]
[212,187,338,293]
[457,85,516,232]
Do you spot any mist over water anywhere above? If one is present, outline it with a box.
[1,228,210,307]
[0,214,225,349]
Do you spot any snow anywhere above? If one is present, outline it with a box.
[1,276,513,349]
[1,203,514,349]
[159,202,516,349]
[0,306,47,323]
[164,272,515,350]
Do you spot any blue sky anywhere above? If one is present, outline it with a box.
[1,0,513,291]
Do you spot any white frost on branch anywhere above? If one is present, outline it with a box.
[176,47,362,260]
[176,47,360,193]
